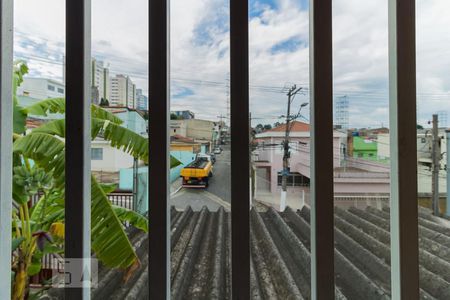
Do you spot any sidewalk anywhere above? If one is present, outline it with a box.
[170,177,183,196]
[255,190,308,211]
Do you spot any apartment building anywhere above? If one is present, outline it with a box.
[110,74,136,108]
[16,77,65,99]
[91,58,110,104]
[136,88,148,110]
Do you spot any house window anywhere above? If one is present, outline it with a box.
[91,148,103,160]
[47,85,55,91]
[57,87,64,94]
[277,172,310,186]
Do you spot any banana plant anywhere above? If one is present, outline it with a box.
[9,61,180,299]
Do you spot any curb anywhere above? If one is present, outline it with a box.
[203,191,231,210]
[170,185,183,197]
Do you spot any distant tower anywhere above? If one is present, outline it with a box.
[335,95,349,129]
[437,110,448,128]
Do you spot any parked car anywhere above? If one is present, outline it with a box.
[213,148,222,154]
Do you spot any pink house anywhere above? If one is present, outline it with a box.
[253,122,390,207]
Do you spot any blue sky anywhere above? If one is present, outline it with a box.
[13,0,450,128]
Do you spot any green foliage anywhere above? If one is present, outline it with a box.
[170,113,181,120]
[93,118,149,162]
[91,105,123,124]
[10,62,173,280]
[11,238,25,252]
[13,166,53,203]
[30,190,64,231]
[22,97,66,117]
[13,133,140,269]
[33,118,182,168]
[23,97,123,125]
[12,61,28,134]
[13,133,66,189]
[99,183,117,195]
[10,61,144,298]
[91,177,137,268]
[13,61,29,87]
[112,206,149,233]
[99,98,109,107]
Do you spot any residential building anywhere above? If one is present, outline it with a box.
[119,134,206,211]
[377,130,448,196]
[136,88,148,110]
[91,107,147,178]
[91,138,134,173]
[377,130,447,166]
[91,58,110,104]
[170,134,201,153]
[253,121,391,202]
[104,107,148,136]
[185,119,215,141]
[17,78,65,99]
[170,120,188,137]
[110,74,136,108]
[171,110,195,119]
[352,136,377,159]
[170,118,215,142]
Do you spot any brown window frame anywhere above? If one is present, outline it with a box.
[0,0,420,299]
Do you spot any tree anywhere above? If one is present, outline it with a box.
[417,124,424,130]
[100,97,109,107]
[170,113,180,120]
[263,124,272,130]
[10,62,181,299]
[274,122,281,128]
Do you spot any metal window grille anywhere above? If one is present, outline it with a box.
[0,0,420,299]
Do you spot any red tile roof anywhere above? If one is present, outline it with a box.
[171,134,195,143]
[267,121,310,132]
[26,119,45,129]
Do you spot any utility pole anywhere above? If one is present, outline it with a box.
[446,129,450,217]
[132,157,138,211]
[281,85,304,210]
[217,114,226,147]
[431,114,441,215]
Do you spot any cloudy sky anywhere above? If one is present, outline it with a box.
[13,0,450,128]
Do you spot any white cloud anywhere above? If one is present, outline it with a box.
[12,0,450,128]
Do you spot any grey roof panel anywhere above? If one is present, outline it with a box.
[44,205,450,299]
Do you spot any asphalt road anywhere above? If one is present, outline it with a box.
[171,146,231,211]
[207,145,231,203]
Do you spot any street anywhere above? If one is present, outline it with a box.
[170,145,231,211]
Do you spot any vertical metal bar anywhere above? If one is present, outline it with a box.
[149,0,170,298]
[446,130,450,217]
[65,0,91,299]
[230,0,250,298]
[388,0,419,298]
[0,0,13,298]
[309,0,335,298]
